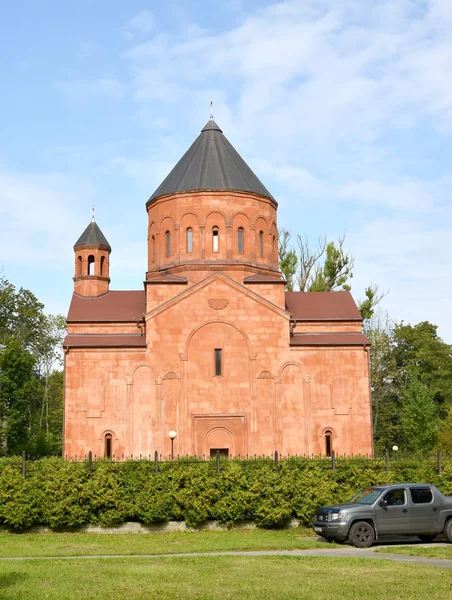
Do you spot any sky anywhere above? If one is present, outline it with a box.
[1,0,452,341]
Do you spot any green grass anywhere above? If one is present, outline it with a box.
[0,556,451,600]
[0,528,321,558]
[376,545,452,560]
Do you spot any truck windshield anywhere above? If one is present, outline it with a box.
[348,488,383,505]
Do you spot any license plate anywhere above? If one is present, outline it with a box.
[314,527,322,532]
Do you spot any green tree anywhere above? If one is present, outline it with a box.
[0,338,38,455]
[401,378,438,451]
[278,231,298,291]
[278,231,384,320]
[364,312,401,452]
[392,321,452,410]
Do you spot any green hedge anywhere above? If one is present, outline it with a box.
[0,457,451,530]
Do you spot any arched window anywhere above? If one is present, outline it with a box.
[186,228,193,253]
[76,255,82,276]
[238,227,244,253]
[100,256,105,276]
[151,235,156,262]
[88,255,95,275]
[259,231,264,257]
[212,226,219,253]
[165,231,171,257]
[105,433,112,458]
[325,430,333,457]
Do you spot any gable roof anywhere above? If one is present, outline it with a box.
[147,119,275,204]
[74,221,111,250]
[67,290,145,322]
[285,291,362,321]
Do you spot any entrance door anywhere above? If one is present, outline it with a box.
[210,448,229,458]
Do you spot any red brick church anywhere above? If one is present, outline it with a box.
[63,116,373,459]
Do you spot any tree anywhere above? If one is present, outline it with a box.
[278,230,298,291]
[401,378,438,452]
[364,312,401,452]
[278,230,384,319]
[0,338,38,455]
[392,321,452,410]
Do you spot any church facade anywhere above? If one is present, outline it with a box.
[63,117,373,459]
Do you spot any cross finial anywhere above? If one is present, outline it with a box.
[92,205,95,222]
[210,97,213,120]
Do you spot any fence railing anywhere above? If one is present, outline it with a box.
[2,448,450,479]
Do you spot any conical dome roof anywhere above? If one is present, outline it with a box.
[148,119,275,204]
[74,221,111,250]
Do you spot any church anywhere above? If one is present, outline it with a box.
[63,115,373,459]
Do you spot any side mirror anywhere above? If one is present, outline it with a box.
[379,499,388,508]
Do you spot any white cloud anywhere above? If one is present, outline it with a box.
[123,10,155,41]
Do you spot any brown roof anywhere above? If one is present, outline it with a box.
[243,274,285,284]
[67,291,145,322]
[285,291,362,321]
[63,334,146,348]
[145,274,188,284]
[290,333,369,346]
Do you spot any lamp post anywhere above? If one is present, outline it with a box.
[392,445,398,460]
[169,430,177,460]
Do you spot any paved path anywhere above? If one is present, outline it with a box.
[0,547,452,569]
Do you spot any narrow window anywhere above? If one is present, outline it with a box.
[165,231,171,257]
[238,227,244,253]
[272,235,276,261]
[187,228,193,253]
[105,433,112,458]
[100,256,105,276]
[259,231,264,257]
[325,430,332,457]
[212,227,219,253]
[214,348,222,376]
[88,255,95,275]
[151,235,156,262]
[76,255,82,276]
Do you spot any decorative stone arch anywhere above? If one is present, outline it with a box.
[205,209,227,225]
[204,426,235,457]
[184,319,253,357]
[257,370,274,379]
[319,426,337,457]
[277,361,304,379]
[179,211,200,226]
[131,362,156,382]
[99,429,118,458]
[159,214,176,230]
[231,211,250,225]
[252,215,270,231]
[163,371,179,380]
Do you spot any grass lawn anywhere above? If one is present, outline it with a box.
[0,528,322,558]
[376,545,452,560]
[0,556,451,600]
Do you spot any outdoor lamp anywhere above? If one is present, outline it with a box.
[169,430,177,460]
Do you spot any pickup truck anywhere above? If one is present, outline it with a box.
[313,483,452,548]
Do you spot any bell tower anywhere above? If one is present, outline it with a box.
[73,214,111,297]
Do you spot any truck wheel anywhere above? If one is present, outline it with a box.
[417,535,437,543]
[444,519,452,543]
[348,521,375,548]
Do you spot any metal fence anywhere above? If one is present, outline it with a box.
[2,448,451,478]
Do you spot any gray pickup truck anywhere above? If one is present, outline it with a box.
[313,483,452,548]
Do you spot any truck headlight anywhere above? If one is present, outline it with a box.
[330,512,343,521]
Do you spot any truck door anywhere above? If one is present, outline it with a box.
[376,488,411,534]
[409,487,440,533]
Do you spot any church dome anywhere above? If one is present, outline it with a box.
[147,118,275,204]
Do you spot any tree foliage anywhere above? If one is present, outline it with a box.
[278,231,384,320]
[0,275,65,456]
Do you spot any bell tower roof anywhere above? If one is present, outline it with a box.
[74,221,111,251]
[147,118,276,204]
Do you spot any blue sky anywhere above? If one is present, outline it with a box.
[1,0,452,340]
